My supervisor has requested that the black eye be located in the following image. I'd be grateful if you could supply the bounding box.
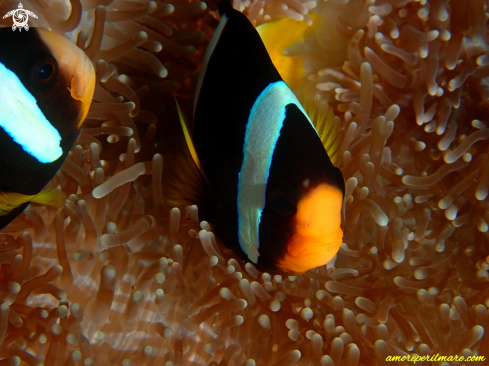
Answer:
[31,57,57,85]
[268,186,297,217]
[273,197,294,212]
[38,63,54,80]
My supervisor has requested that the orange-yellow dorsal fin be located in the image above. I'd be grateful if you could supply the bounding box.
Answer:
[300,90,342,166]
[0,189,66,216]
[257,14,320,90]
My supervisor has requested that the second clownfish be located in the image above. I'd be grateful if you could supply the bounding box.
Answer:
[0,28,95,230]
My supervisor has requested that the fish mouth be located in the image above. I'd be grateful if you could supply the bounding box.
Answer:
[275,229,343,274]
[274,183,343,274]
[70,56,96,128]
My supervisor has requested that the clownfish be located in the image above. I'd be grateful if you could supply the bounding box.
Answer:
[170,2,345,274]
[0,28,95,230]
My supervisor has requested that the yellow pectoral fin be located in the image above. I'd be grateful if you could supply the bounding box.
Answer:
[0,192,32,216]
[175,98,205,175]
[257,14,320,90]
[30,189,67,208]
[301,90,342,166]
[162,99,210,207]
[0,189,65,216]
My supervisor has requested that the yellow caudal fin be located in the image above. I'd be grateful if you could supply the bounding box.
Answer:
[162,100,210,207]
[257,14,320,90]
[301,90,342,166]
[0,189,66,216]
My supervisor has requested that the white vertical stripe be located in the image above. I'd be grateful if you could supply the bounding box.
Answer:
[0,61,62,163]
[237,81,314,263]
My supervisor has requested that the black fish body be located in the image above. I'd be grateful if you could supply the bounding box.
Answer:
[186,3,345,274]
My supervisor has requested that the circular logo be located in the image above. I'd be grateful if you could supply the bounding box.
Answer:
[12,8,29,28]
[2,3,38,32]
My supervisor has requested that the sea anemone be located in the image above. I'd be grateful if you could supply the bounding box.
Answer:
[0,0,488,365]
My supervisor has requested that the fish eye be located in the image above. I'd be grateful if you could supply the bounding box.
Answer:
[31,57,57,85]
[273,197,295,213]
[268,187,297,217]
[38,63,54,80]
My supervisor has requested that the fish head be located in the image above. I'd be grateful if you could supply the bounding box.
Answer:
[259,177,344,275]
[256,103,345,275]
[0,27,95,148]
[282,182,343,274]
[36,28,95,132]
[0,27,95,196]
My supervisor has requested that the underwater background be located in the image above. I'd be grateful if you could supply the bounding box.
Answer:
[0,0,488,364]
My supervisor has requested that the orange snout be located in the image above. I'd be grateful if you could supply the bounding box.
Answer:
[276,183,343,274]
[37,29,96,129]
